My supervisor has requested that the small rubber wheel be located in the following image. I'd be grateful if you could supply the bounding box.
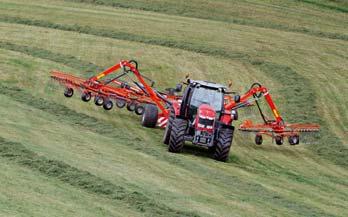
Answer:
[64,88,74,98]
[103,100,113,110]
[81,92,92,102]
[275,136,283,145]
[135,104,145,115]
[94,96,104,106]
[255,135,263,145]
[141,104,158,128]
[127,102,136,112]
[288,135,300,145]
[116,99,126,108]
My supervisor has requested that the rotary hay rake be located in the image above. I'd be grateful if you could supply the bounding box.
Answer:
[51,60,320,158]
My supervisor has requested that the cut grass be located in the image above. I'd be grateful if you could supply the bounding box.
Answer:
[0,136,199,217]
[0,35,346,167]
[61,0,348,40]
[0,1,347,216]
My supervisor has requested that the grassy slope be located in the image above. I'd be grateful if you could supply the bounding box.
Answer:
[0,0,347,216]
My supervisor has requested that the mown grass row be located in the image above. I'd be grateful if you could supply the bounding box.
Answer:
[296,0,348,13]
[0,136,199,217]
[1,22,346,168]
[63,0,348,41]
[0,82,337,217]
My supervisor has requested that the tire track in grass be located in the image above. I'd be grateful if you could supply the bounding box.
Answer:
[0,52,339,217]
[0,137,200,217]
[62,0,348,41]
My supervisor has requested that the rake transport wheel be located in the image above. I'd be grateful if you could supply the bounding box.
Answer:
[81,92,92,102]
[94,95,104,106]
[141,104,158,128]
[64,87,74,98]
[288,135,300,145]
[275,136,284,145]
[213,127,234,162]
[127,102,136,112]
[168,118,187,153]
[135,104,145,115]
[163,107,175,145]
[255,134,263,145]
[103,100,113,110]
[116,99,126,108]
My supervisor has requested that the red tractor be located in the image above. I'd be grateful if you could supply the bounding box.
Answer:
[162,80,239,161]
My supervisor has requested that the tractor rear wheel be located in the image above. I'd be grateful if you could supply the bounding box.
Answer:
[94,95,104,106]
[141,104,158,128]
[163,107,175,145]
[168,118,187,153]
[103,100,113,110]
[64,88,74,97]
[214,127,234,162]
[81,92,92,102]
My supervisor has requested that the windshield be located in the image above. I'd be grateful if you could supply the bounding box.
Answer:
[190,87,223,112]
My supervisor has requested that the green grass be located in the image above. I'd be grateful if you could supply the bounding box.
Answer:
[0,0,347,216]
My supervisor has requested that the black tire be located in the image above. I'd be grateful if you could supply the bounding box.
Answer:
[275,136,283,145]
[94,95,104,106]
[64,88,74,98]
[288,135,300,145]
[116,99,126,108]
[214,127,234,162]
[141,104,158,128]
[127,102,136,112]
[135,104,145,115]
[168,118,187,153]
[163,107,175,145]
[255,135,263,145]
[81,92,92,102]
[103,100,113,110]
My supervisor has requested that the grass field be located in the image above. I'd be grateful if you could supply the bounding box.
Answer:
[0,0,347,216]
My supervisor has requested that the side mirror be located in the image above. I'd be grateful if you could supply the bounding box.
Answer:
[234,95,241,103]
[175,83,183,92]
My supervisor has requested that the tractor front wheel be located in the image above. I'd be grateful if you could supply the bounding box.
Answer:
[214,127,234,162]
[168,118,187,153]
[141,104,158,128]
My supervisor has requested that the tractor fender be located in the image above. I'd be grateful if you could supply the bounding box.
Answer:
[216,121,235,130]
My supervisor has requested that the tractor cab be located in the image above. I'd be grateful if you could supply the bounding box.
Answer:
[180,80,226,121]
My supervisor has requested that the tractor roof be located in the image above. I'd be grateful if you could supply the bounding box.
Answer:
[189,80,227,90]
